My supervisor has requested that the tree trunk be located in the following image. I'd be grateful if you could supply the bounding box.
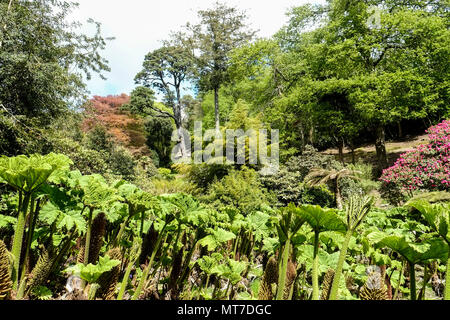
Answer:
[214,86,220,134]
[375,125,388,175]
[172,98,189,161]
[175,121,189,161]
[397,121,403,139]
[350,145,356,165]
[309,125,314,145]
[0,0,14,49]
[299,122,305,153]
[338,139,345,165]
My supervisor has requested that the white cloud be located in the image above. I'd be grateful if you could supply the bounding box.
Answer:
[70,0,321,97]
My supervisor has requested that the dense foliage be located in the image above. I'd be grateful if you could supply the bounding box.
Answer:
[0,0,449,302]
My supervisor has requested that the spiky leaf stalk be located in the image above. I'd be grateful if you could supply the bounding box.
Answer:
[312,231,320,300]
[117,239,141,300]
[83,208,94,265]
[329,196,373,300]
[88,283,100,300]
[275,240,290,300]
[329,229,352,300]
[410,263,417,301]
[117,260,133,300]
[11,193,30,289]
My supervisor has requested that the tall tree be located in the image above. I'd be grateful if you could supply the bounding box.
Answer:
[186,1,256,132]
[274,0,449,174]
[0,0,111,119]
[135,42,194,160]
[0,0,112,155]
[123,86,174,166]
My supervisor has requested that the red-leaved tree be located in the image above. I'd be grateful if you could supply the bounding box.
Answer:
[82,94,150,156]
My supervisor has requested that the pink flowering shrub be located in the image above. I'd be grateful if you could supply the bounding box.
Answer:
[380,119,450,204]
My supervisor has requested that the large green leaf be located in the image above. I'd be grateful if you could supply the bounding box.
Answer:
[117,183,157,215]
[230,214,247,234]
[211,258,247,285]
[40,202,86,235]
[246,210,271,242]
[160,193,212,227]
[72,174,123,210]
[199,227,236,251]
[39,187,86,234]
[297,244,350,275]
[0,214,17,229]
[0,153,72,193]
[64,255,121,284]
[197,253,223,275]
[407,200,450,242]
[367,231,448,263]
[299,204,347,233]
[274,203,306,242]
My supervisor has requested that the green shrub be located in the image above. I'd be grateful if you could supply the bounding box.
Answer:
[261,146,338,206]
[50,137,109,175]
[84,125,114,153]
[157,168,175,180]
[285,145,336,181]
[108,146,136,179]
[173,163,231,190]
[148,178,199,195]
[301,184,335,208]
[203,167,276,215]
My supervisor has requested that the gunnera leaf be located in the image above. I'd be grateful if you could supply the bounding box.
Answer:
[0,240,12,300]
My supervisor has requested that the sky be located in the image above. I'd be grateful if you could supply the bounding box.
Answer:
[70,0,321,98]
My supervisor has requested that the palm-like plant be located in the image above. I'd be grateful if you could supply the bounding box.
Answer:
[305,167,361,209]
